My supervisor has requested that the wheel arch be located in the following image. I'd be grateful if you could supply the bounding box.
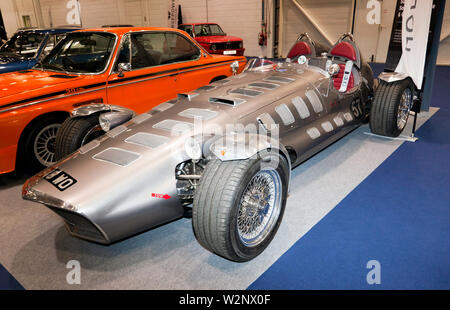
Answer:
[209,75,228,84]
[208,134,292,190]
[378,72,413,85]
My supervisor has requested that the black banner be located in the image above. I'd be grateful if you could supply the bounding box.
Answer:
[384,0,405,72]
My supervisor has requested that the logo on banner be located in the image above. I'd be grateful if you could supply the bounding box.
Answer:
[66,0,81,25]
[366,0,381,25]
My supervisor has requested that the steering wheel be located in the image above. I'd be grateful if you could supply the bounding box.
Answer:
[62,57,76,71]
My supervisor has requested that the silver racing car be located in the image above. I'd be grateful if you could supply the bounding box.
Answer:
[22,34,414,262]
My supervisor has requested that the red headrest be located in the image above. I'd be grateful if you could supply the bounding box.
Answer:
[330,42,357,61]
[287,41,312,58]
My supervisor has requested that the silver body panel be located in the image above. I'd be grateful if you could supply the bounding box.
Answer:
[23,57,373,244]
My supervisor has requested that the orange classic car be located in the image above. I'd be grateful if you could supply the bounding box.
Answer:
[0,27,246,174]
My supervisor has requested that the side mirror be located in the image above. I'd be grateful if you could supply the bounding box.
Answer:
[230,60,239,75]
[117,62,131,77]
[328,63,340,76]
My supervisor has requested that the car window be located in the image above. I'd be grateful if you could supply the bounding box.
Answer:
[115,34,131,69]
[129,32,200,70]
[179,25,194,37]
[165,33,200,63]
[194,24,225,37]
[41,34,64,58]
[0,32,45,58]
[130,32,165,69]
[41,32,115,73]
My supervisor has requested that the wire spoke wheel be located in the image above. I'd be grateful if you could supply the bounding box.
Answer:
[33,123,61,167]
[237,169,282,247]
[192,150,288,262]
[397,88,413,131]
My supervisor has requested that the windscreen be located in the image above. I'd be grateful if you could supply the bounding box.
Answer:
[194,24,225,37]
[37,32,116,74]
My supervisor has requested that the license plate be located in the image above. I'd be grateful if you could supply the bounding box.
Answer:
[224,50,236,55]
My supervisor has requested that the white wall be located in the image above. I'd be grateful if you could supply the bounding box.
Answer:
[2,0,448,63]
[437,2,450,65]
[0,0,20,37]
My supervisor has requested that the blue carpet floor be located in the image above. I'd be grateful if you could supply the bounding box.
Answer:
[0,264,24,290]
[248,65,450,290]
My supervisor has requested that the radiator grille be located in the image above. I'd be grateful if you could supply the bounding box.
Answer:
[48,206,107,243]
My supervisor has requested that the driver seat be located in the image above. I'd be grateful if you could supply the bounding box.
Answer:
[287,41,313,59]
[329,41,357,92]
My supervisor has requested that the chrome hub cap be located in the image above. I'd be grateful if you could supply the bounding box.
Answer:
[34,124,61,167]
[397,88,413,131]
[237,169,282,247]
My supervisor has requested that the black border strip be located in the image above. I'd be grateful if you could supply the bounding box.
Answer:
[0,59,244,111]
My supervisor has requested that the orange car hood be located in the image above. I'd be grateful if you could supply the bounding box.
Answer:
[0,70,87,104]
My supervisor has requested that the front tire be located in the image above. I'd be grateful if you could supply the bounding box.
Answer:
[369,78,414,137]
[192,151,289,262]
[54,115,104,161]
[22,115,64,172]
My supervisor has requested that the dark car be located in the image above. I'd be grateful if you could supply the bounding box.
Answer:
[0,27,80,74]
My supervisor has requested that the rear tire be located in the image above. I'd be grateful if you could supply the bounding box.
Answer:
[192,150,289,262]
[369,78,414,137]
[54,115,104,161]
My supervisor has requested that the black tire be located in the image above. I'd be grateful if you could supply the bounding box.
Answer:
[369,78,414,137]
[54,114,103,161]
[22,115,65,172]
[192,150,289,262]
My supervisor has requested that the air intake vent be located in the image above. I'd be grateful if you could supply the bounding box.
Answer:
[264,76,295,83]
[125,133,169,149]
[178,108,218,120]
[153,119,194,133]
[230,88,263,97]
[93,148,140,166]
[153,101,174,112]
[212,79,231,85]
[248,82,279,89]
[209,97,245,106]
[197,85,217,92]
[48,206,107,243]
[178,92,199,101]
[305,90,323,113]
[275,104,295,125]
